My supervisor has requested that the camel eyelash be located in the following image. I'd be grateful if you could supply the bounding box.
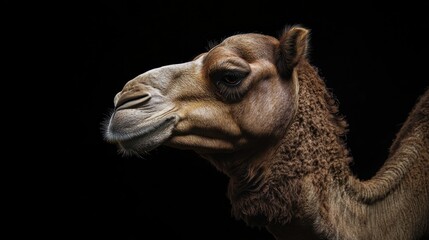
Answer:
[216,82,244,101]
[210,70,248,101]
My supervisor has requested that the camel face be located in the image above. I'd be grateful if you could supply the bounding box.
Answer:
[103,26,429,239]
[105,30,307,162]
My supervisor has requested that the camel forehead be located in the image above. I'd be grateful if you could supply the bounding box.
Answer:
[222,33,278,46]
[213,33,279,60]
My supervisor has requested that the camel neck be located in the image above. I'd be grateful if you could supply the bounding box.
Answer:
[264,60,353,220]
[227,61,352,227]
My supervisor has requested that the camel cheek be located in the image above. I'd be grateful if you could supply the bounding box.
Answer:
[235,79,292,138]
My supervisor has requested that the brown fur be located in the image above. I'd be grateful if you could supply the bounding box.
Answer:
[104,26,429,239]
[228,61,352,227]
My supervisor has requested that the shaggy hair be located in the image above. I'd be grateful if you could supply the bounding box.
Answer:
[226,59,429,239]
[228,60,352,226]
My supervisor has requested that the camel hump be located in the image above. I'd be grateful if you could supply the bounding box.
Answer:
[389,87,429,155]
[414,87,428,118]
[348,87,429,203]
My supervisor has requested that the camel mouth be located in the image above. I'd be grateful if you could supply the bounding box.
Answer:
[104,110,178,153]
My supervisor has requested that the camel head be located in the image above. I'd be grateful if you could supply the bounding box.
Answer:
[104,26,309,174]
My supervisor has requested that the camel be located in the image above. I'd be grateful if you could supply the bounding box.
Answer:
[103,26,429,239]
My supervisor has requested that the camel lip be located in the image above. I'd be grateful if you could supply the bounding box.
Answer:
[104,115,177,143]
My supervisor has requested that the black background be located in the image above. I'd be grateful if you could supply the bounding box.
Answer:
[18,1,429,239]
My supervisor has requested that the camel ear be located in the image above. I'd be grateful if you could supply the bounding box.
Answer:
[276,26,310,78]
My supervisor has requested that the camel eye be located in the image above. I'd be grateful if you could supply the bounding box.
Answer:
[223,73,244,86]
[212,70,247,87]
[209,69,249,101]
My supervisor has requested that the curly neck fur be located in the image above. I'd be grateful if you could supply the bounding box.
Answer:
[227,60,352,226]
[226,60,429,239]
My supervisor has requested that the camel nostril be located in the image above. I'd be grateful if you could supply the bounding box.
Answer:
[115,93,151,110]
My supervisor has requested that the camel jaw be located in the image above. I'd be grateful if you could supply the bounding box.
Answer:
[104,109,178,155]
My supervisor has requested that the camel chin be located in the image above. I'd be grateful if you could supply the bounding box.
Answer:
[105,109,178,155]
